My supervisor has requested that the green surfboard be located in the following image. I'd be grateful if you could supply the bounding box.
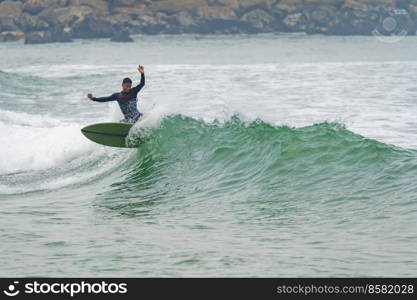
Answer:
[81,122,138,148]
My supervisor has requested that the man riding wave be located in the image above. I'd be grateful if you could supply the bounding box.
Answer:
[87,65,145,123]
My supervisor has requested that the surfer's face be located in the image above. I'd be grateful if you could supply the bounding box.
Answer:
[122,82,132,93]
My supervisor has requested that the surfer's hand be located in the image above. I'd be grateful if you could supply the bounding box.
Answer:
[138,65,144,73]
[87,93,93,100]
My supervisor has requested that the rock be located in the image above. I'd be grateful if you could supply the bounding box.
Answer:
[108,13,134,27]
[239,0,272,11]
[23,0,67,15]
[275,0,304,13]
[112,6,146,18]
[306,5,337,26]
[302,5,340,34]
[153,0,208,14]
[25,25,73,44]
[215,0,239,10]
[342,0,370,11]
[0,0,23,18]
[196,6,237,21]
[349,19,378,35]
[56,25,73,42]
[304,0,343,4]
[110,30,134,42]
[0,1,23,32]
[25,30,53,44]
[134,12,170,34]
[38,6,93,26]
[240,8,276,31]
[176,11,195,26]
[17,13,50,32]
[0,0,416,40]
[342,0,395,12]
[0,16,19,32]
[195,6,240,33]
[0,31,24,42]
[72,15,115,38]
[283,12,308,31]
[68,0,109,16]
[111,0,137,7]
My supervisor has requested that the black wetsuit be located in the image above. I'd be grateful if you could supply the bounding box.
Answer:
[92,73,145,123]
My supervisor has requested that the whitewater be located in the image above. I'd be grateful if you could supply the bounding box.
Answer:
[1,35,417,276]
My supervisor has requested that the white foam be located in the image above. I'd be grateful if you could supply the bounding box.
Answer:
[0,105,139,195]
[0,107,115,174]
[109,103,124,122]
[0,109,61,127]
[0,121,96,174]
[128,103,174,140]
[0,149,132,195]
[6,64,128,78]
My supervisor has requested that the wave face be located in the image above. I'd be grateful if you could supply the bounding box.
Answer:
[104,115,417,206]
[2,36,417,277]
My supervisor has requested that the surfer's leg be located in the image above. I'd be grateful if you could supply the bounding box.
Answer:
[120,113,142,123]
[133,112,142,122]
[128,113,142,123]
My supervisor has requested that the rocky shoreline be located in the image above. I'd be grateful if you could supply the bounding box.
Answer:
[0,0,416,44]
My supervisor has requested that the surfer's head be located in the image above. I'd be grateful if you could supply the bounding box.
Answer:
[122,77,132,93]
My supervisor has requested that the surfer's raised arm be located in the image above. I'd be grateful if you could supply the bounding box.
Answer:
[133,65,145,93]
[86,93,117,102]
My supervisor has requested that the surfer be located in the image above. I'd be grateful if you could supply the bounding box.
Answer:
[87,65,145,123]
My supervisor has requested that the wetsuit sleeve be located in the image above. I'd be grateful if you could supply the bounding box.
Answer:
[92,93,117,102]
[133,73,145,93]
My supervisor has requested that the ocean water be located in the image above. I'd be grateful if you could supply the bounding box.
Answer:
[1,35,417,277]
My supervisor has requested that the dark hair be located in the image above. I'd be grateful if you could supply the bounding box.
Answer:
[122,77,132,84]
